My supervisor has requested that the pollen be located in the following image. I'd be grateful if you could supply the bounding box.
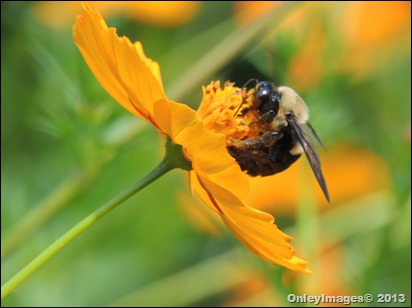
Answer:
[198,81,262,147]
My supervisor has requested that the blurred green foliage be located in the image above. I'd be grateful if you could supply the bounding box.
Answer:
[1,1,410,306]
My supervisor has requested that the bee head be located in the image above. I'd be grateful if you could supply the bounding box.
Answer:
[253,81,280,117]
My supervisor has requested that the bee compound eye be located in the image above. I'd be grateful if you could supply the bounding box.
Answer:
[255,84,271,102]
[270,93,280,115]
[256,81,270,89]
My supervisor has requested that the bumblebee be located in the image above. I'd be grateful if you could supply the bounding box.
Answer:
[227,81,330,203]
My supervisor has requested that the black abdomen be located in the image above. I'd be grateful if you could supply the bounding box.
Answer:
[227,131,301,176]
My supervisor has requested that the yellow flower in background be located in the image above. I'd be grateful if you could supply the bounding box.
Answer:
[233,1,281,26]
[245,145,390,214]
[233,2,410,88]
[73,5,310,273]
[35,1,200,29]
[338,1,410,77]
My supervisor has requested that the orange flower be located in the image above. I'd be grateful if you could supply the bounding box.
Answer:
[233,1,281,26]
[337,1,410,77]
[73,5,310,273]
[244,145,390,214]
[34,1,200,29]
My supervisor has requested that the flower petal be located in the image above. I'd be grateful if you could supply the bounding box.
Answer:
[191,173,310,273]
[153,100,199,140]
[73,5,166,123]
[154,100,250,199]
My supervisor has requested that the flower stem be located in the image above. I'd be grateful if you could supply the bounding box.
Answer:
[1,138,191,299]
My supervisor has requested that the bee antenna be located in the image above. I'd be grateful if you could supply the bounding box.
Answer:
[234,101,245,116]
[242,78,258,89]
[234,79,259,116]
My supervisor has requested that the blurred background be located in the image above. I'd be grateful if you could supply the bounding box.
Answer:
[1,1,410,306]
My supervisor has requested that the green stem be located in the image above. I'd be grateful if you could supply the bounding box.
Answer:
[2,122,147,259]
[1,139,191,299]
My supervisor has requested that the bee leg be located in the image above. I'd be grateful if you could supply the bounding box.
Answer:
[257,110,277,124]
[230,131,281,151]
[227,132,283,176]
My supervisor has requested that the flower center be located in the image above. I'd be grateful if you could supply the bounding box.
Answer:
[197,81,263,146]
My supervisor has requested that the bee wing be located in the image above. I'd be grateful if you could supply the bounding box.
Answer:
[306,122,326,150]
[287,117,330,203]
